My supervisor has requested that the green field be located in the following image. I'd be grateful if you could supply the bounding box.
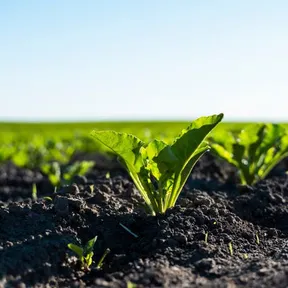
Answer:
[0,121,264,139]
[1,120,287,170]
[0,120,255,150]
[1,120,288,144]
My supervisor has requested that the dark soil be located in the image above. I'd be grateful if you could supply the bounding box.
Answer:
[1,153,288,287]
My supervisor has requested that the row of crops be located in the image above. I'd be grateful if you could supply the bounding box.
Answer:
[1,114,288,210]
[0,119,244,170]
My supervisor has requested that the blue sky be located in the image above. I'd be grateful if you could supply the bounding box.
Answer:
[0,0,287,121]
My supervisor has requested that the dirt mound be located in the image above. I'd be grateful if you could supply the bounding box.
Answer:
[1,154,288,287]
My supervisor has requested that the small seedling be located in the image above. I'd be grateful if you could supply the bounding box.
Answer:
[32,183,37,201]
[41,160,94,187]
[67,236,98,271]
[210,123,288,185]
[68,236,110,271]
[63,161,95,183]
[127,281,137,288]
[105,171,110,179]
[91,114,223,215]
[242,253,248,259]
[204,232,208,243]
[228,242,233,256]
[41,161,62,187]
[96,248,111,269]
[89,184,94,193]
[255,233,260,245]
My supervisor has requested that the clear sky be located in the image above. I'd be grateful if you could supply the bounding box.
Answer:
[0,0,287,122]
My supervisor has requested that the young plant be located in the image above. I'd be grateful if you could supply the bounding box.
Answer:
[228,242,233,256]
[67,236,109,271]
[41,160,94,187]
[127,281,137,288]
[91,113,223,215]
[210,123,288,185]
[255,232,260,245]
[105,171,111,179]
[204,231,208,243]
[41,161,62,187]
[62,160,95,183]
[96,248,111,269]
[32,183,38,201]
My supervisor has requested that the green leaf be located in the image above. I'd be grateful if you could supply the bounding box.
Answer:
[156,114,224,208]
[90,131,144,172]
[67,243,83,259]
[91,131,156,214]
[84,236,98,256]
[41,161,61,186]
[144,139,167,180]
[166,143,209,208]
[211,143,235,165]
[63,161,95,182]
[32,183,37,201]
[85,252,94,267]
[12,150,29,167]
[127,281,138,288]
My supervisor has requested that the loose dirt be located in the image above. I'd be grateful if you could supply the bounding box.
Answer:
[1,153,288,287]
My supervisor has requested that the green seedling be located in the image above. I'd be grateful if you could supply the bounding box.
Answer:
[67,236,110,271]
[210,123,288,185]
[89,184,94,193]
[96,248,110,269]
[41,161,62,187]
[127,281,137,288]
[12,149,29,168]
[255,233,260,245]
[105,171,110,179]
[41,160,94,187]
[67,236,97,271]
[204,231,208,243]
[91,114,223,215]
[242,253,248,259]
[63,161,95,183]
[228,242,233,256]
[32,183,37,201]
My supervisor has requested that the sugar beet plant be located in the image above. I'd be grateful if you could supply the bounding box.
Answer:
[91,113,223,215]
[210,123,288,185]
[41,160,94,187]
[68,236,110,271]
